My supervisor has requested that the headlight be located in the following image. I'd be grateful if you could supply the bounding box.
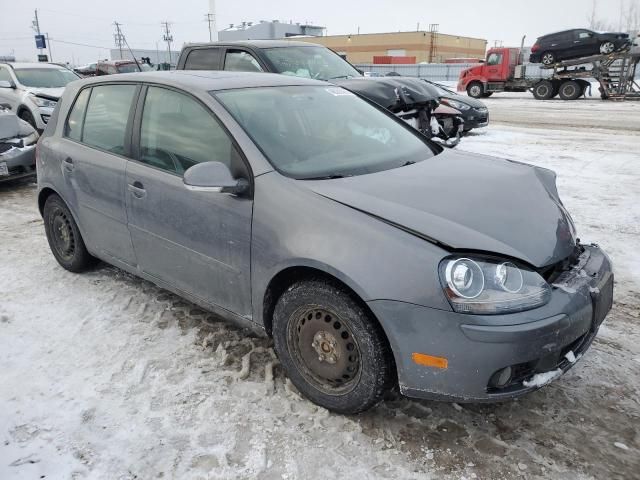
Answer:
[30,94,58,108]
[442,99,471,111]
[22,131,39,146]
[439,256,551,314]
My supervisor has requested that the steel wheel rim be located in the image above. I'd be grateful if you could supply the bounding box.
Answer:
[286,306,362,396]
[563,85,577,97]
[50,207,75,261]
[538,85,550,97]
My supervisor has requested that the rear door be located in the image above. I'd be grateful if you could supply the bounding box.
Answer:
[573,30,599,57]
[223,49,265,72]
[60,83,139,266]
[125,85,253,316]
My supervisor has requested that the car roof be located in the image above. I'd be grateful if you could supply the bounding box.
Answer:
[183,40,322,49]
[98,60,138,65]
[538,28,591,39]
[0,62,70,69]
[72,70,327,91]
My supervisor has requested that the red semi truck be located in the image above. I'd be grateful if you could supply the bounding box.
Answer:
[457,45,640,101]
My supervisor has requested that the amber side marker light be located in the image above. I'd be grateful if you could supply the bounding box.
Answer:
[412,353,448,369]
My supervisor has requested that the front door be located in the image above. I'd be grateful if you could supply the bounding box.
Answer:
[485,52,504,81]
[60,83,138,266]
[125,85,253,316]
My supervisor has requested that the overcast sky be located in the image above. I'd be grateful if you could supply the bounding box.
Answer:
[0,0,631,65]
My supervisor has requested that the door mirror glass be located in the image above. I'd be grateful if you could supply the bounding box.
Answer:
[183,161,248,194]
[0,80,14,89]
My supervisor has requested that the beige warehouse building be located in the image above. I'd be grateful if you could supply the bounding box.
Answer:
[295,31,487,63]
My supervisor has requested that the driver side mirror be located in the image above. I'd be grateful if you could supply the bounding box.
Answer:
[183,161,249,195]
[0,80,15,89]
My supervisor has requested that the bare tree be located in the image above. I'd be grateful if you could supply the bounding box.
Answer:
[587,0,613,30]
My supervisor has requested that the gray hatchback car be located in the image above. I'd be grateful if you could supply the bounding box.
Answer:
[37,71,613,413]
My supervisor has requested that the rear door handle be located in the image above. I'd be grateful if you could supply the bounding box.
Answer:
[62,157,74,172]
[128,181,146,199]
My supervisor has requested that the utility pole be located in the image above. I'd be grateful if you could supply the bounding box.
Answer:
[32,9,43,57]
[113,21,125,60]
[204,13,215,42]
[161,21,173,65]
[46,33,53,62]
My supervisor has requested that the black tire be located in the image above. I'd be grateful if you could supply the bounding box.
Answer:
[558,80,582,100]
[481,92,493,98]
[532,80,556,100]
[466,82,484,98]
[43,194,97,272]
[272,279,394,414]
[19,109,37,130]
[541,51,556,66]
[600,41,616,55]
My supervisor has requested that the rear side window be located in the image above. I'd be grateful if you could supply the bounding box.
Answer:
[83,84,136,154]
[184,48,222,70]
[65,88,90,141]
[0,66,11,82]
[139,86,243,176]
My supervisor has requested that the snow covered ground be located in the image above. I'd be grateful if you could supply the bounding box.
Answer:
[1,98,639,479]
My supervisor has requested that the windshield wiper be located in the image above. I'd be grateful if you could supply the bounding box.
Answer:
[327,75,353,80]
[301,174,349,180]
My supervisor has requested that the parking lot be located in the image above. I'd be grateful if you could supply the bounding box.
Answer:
[1,96,639,479]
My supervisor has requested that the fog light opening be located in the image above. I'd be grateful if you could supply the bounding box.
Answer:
[489,366,513,388]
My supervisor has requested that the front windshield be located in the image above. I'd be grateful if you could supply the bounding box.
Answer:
[215,86,436,179]
[14,68,79,88]
[262,46,361,81]
[117,63,152,73]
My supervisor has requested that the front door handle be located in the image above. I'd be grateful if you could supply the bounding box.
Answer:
[128,181,146,198]
[62,157,74,172]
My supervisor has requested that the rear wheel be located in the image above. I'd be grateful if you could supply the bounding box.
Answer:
[532,80,556,100]
[558,80,582,100]
[600,41,616,54]
[466,82,484,98]
[541,51,556,66]
[43,194,97,272]
[272,279,394,414]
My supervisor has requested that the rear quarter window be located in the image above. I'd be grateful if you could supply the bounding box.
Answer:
[184,48,222,70]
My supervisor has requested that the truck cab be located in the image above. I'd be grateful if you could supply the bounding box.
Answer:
[457,47,525,98]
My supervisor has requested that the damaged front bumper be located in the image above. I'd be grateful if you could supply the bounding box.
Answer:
[0,144,37,182]
[368,244,613,402]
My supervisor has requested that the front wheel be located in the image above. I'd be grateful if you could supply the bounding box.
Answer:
[272,280,394,414]
[466,82,484,98]
[600,41,616,54]
[43,194,97,272]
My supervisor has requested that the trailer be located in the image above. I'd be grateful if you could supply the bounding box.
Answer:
[457,45,640,101]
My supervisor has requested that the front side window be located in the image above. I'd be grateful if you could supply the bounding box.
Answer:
[262,46,361,81]
[13,68,78,87]
[185,48,222,70]
[487,53,502,66]
[215,86,436,179]
[223,50,263,72]
[82,84,136,154]
[139,86,241,175]
[64,88,90,141]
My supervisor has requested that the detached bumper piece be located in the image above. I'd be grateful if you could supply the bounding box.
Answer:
[0,144,36,182]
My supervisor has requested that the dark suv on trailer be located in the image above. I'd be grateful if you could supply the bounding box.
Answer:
[530,28,630,65]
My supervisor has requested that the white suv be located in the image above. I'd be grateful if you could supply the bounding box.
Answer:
[0,63,79,131]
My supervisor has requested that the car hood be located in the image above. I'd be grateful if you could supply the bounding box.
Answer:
[304,149,576,268]
[442,92,487,109]
[333,77,439,112]
[24,86,64,101]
